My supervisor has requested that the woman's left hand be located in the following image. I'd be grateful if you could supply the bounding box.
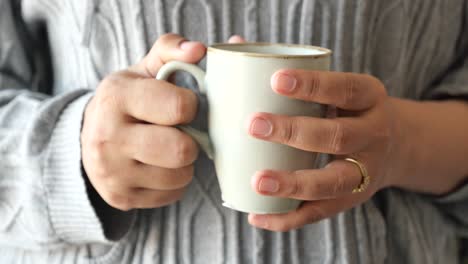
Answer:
[247,69,404,231]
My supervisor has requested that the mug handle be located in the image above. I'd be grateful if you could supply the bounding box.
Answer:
[156,61,214,159]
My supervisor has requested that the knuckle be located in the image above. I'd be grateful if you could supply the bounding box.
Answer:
[87,125,114,147]
[307,179,322,199]
[164,166,194,189]
[96,75,124,110]
[172,91,196,124]
[305,205,327,223]
[85,125,114,157]
[288,172,304,197]
[343,74,358,107]
[281,118,299,145]
[173,136,198,166]
[174,166,195,188]
[102,190,133,211]
[83,142,125,185]
[365,74,386,94]
[156,33,180,46]
[329,122,350,154]
[157,189,185,207]
[82,128,123,180]
[291,172,323,200]
[99,74,124,93]
[85,141,109,174]
[363,74,388,103]
[88,118,121,147]
[172,189,185,202]
[331,168,347,196]
[304,71,321,100]
[84,95,124,147]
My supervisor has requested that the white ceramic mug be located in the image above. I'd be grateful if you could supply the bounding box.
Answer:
[156,43,331,214]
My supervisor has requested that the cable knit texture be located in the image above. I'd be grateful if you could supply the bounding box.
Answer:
[0,0,468,263]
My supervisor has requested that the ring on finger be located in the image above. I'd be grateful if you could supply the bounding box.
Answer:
[344,157,370,193]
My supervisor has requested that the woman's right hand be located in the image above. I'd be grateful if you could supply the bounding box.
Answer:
[81,34,206,211]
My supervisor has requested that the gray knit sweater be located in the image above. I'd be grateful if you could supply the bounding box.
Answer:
[1,0,468,263]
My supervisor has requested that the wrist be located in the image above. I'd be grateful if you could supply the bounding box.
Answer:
[382,98,468,195]
[382,97,416,189]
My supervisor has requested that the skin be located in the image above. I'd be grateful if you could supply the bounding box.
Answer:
[82,34,243,211]
[82,34,204,210]
[247,69,468,232]
[82,34,468,232]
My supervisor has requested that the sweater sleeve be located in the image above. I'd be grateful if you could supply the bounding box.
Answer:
[0,0,135,250]
[421,2,468,236]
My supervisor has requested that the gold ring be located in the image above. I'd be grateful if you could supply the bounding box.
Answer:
[345,158,370,193]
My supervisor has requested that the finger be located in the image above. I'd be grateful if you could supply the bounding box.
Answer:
[122,123,199,169]
[131,187,186,209]
[103,71,198,125]
[271,70,385,111]
[129,163,194,190]
[251,160,364,200]
[101,187,186,211]
[248,194,363,232]
[131,33,206,77]
[228,35,246,43]
[132,188,186,209]
[247,112,374,154]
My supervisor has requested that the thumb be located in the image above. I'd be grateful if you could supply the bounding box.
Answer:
[228,35,246,43]
[131,33,206,77]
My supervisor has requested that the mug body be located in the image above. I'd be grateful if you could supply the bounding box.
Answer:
[205,43,331,213]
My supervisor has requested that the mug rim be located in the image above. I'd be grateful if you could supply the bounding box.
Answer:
[208,42,332,59]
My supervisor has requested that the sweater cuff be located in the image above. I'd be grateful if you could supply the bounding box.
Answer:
[44,93,135,244]
[431,180,468,234]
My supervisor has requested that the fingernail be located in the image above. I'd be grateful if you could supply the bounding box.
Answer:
[250,118,273,137]
[259,177,279,193]
[272,72,297,93]
[180,41,196,50]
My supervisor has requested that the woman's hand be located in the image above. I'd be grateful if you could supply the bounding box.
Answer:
[81,34,245,211]
[81,34,206,211]
[247,70,404,231]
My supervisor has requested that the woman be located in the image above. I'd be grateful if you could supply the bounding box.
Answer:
[0,0,467,263]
